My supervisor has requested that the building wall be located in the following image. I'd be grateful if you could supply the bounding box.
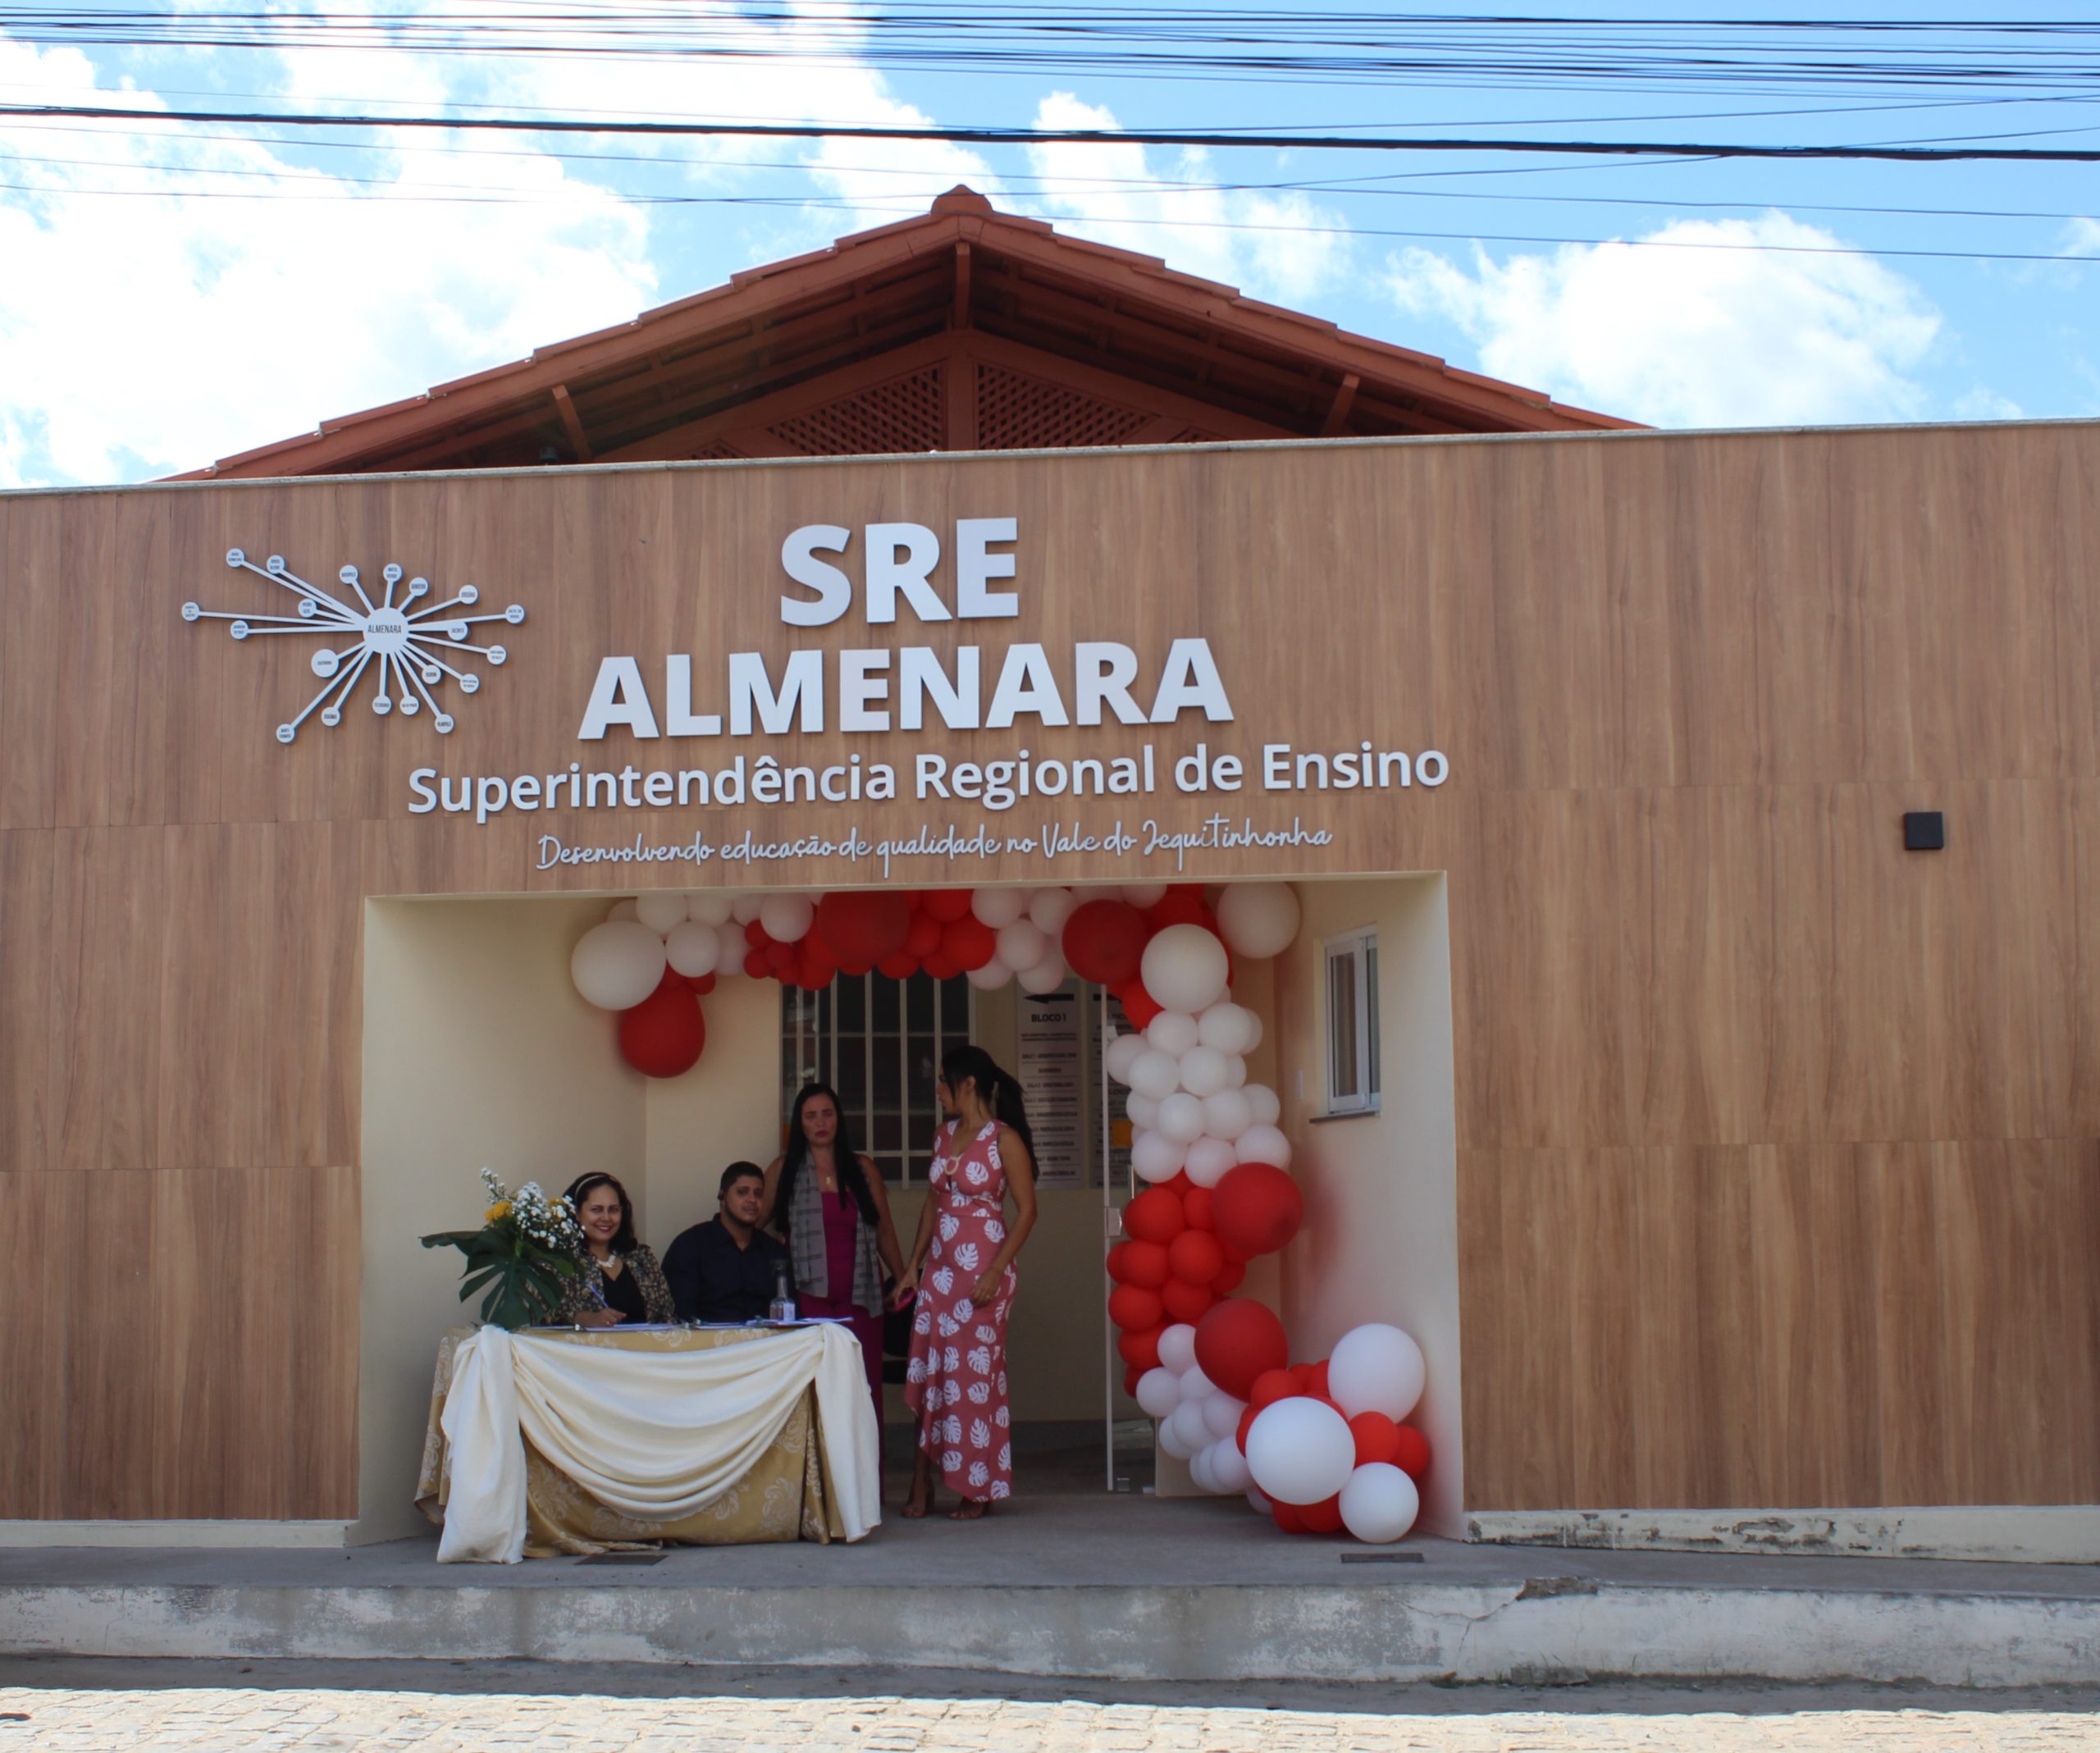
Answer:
[2,422,2097,1520]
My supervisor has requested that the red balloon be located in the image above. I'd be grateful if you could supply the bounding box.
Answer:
[1236,1404,1259,1454]
[1212,1162,1304,1258]
[1116,1239,1171,1289]
[1212,1259,1246,1294]
[1122,1188,1187,1244]
[1061,898,1150,985]
[1304,1358,1331,1399]
[905,911,944,957]
[877,952,919,979]
[1105,1241,1137,1285]
[1299,1493,1344,1535]
[1194,1297,1290,1399]
[815,891,913,966]
[683,971,717,995]
[1249,1368,1299,1411]
[838,960,874,979]
[618,975,706,1078]
[1392,1426,1431,1480]
[1163,1171,1196,1201]
[765,939,797,975]
[1161,1279,1214,1324]
[745,919,772,948]
[922,952,961,980]
[1270,1500,1307,1535]
[1116,1325,1162,1371]
[742,947,769,979]
[920,888,975,922]
[1122,1363,1143,1399]
[1115,979,1163,1029]
[1145,888,1215,932]
[1167,1228,1226,1285]
[942,914,998,970]
[1182,1188,1215,1231]
[1107,1284,1164,1331]
[1350,1411,1401,1468]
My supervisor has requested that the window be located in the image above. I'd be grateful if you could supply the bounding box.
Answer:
[1325,929,1381,1114]
[780,972,974,1183]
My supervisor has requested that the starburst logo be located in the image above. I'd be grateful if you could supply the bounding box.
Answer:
[183,549,526,744]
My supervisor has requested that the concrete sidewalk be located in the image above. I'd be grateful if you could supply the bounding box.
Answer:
[5,1495,2099,1687]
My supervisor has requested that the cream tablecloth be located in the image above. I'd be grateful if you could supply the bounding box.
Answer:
[417,1323,881,1563]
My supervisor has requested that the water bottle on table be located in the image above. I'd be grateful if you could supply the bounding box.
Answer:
[767,1264,797,1324]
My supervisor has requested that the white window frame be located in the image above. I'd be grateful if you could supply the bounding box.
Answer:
[1323,928,1381,1116]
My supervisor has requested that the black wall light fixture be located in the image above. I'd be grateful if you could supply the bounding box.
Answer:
[1903,811,1946,851]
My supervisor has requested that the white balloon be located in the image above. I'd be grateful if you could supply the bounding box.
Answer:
[731,895,765,924]
[1340,1463,1420,1545]
[1201,1088,1253,1142]
[1156,1092,1206,1144]
[966,960,1011,991]
[1121,883,1167,908]
[1245,1083,1282,1126]
[1247,1487,1271,1514]
[996,920,1048,971]
[1125,1093,1161,1131]
[1028,887,1078,934]
[1131,1130,1186,1181]
[1146,1011,1200,1057]
[1211,1440,1253,1495]
[1134,1367,1182,1420]
[1245,1399,1357,1506]
[1216,882,1303,959]
[1328,1324,1427,1422]
[1018,951,1067,995]
[1105,1031,1149,1085]
[1226,1053,1249,1088]
[635,890,688,934]
[684,890,733,926]
[1142,924,1230,1014]
[1184,1136,1239,1187]
[1157,1417,1198,1461]
[570,920,668,1011]
[1198,1002,1262,1056]
[1167,1399,1212,1455]
[1203,1392,1247,1441]
[664,920,721,979]
[1177,1044,1231,1098]
[606,898,639,923]
[1235,1123,1292,1168]
[1157,1323,1198,1375]
[1189,1444,1217,1494]
[971,887,1030,929]
[1178,1363,1214,1402]
[1129,1048,1182,1102]
[715,922,749,972]
[759,892,814,943]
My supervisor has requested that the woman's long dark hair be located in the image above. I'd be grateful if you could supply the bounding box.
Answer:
[561,1171,638,1253]
[775,1081,879,1233]
[940,1043,1035,1163]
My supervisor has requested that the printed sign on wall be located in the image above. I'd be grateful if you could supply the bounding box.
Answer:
[1017,988,1085,1188]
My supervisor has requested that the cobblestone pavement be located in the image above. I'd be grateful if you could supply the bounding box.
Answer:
[3,1677,2099,1752]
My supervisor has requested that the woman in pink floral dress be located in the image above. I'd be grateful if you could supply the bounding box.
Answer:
[894,1043,1039,1520]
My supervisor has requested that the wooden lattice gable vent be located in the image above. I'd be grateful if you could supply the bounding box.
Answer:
[974,362,1152,450]
[769,364,946,457]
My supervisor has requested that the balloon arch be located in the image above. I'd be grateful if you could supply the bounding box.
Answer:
[568,879,1431,1544]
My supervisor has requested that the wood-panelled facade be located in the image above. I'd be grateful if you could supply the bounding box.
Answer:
[2,420,2096,1520]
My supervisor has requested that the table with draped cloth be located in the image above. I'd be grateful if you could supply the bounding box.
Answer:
[416,1322,882,1563]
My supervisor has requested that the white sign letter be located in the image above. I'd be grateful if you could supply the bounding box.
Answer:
[729,650,825,735]
[955,517,1019,619]
[578,656,661,740]
[1074,641,1146,726]
[838,649,892,733]
[899,646,980,731]
[780,525,852,628]
[664,655,723,737]
[865,523,950,625]
[1148,637,1234,724]
[986,642,1071,728]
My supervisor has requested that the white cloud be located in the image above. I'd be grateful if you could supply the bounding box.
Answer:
[1952,386,2024,422]
[1388,212,1942,428]
[2061,217,2100,260]
[1022,94,1349,307]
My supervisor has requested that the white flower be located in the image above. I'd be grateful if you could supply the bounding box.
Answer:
[967,1381,991,1404]
[969,1461,990,1489]
[970,1417,993,1449]
[938,1213,961,1241]
[988,1480,1011,1500]
[932,1267,955,1295]
[994,1405,1010,1428]
[984,1218,1006,1244]
[966,1345,992,1375]
[954,1242,981,1271]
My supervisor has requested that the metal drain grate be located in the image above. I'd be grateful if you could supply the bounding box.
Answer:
[578,1552,666,1566]
[1340,1551,1424,1564]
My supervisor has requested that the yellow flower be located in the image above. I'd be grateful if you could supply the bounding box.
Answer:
[485,1201,513,1222]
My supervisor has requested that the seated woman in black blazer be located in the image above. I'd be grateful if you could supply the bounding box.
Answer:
[555,1171,673,1326]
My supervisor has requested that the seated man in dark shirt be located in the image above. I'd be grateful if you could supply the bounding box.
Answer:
[664,1162,793,1323]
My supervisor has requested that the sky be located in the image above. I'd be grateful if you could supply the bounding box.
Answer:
[0,2,2095,488]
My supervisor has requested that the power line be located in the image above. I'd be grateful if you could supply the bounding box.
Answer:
[11,102,2100,160]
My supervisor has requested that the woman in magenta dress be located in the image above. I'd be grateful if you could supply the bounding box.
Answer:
[892,1044,1039,1520]
[763,1084,905,1417]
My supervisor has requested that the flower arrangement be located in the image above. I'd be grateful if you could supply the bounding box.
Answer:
[420,1170,586,1329]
